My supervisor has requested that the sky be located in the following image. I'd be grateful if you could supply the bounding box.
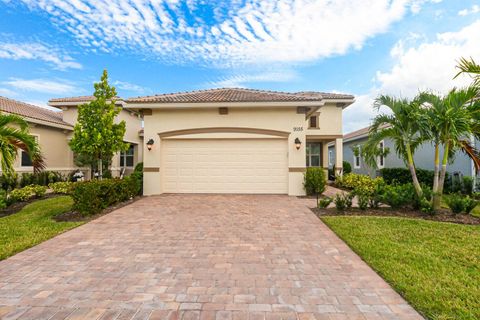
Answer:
[0,0,479,133]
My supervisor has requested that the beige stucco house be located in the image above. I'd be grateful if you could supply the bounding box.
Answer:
[127,88,354,196]
[0,96,143,178]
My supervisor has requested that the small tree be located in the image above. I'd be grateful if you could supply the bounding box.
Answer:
[69,70,128,179]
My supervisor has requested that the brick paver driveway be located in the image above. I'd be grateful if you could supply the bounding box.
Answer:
[0,195,422,320]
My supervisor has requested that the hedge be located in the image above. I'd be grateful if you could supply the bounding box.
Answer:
[71,176,141,216]
[379,167,452,192]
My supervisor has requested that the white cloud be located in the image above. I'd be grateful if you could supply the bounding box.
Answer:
[25,100,63,112]
[3,78,77,94]
[208,70,299,88]
[458,4,480,16]
[0,87,16,96]
[0,42,82,70]
[113,81,149,94]
[343,19,480,133]
[9,0,440,66]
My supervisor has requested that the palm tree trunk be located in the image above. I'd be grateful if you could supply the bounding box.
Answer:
[406,143,423,198]
[437,143,449,199]
[432,143,441,210]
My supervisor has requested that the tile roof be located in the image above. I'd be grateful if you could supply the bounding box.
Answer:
[49,95,122,103]
[0,96,72,128]
[127,88,354,104]
[344,126,371,140]
[294,91,355,100]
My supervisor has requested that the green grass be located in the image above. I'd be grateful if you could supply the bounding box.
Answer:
[322,216,480,320]
[0,196,83,260]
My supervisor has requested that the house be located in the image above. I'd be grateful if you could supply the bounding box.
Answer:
[0,95,143,178]
[126,88,354,196]
[329,125,479,180]
[48,96,144,177]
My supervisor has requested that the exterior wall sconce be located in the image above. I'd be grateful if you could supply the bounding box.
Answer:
[146,139,154,151]
[294,138,302,150]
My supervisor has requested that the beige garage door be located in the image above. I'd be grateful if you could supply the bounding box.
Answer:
[161,139,288,194]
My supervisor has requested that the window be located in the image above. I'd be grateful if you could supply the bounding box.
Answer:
[306,142,321,167]
[354,145,361,169]
[328,150,333,166]
[120,144,135,167]
[309,115,318,128]
[378,140,385,168]
[21,135,38,167]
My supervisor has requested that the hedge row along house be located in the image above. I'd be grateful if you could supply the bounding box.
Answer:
[1,88,355,195]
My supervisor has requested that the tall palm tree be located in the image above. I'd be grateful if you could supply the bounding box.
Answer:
[365,95,426,198]
[0,113,45,175]
[455,57,480,88]
[420,87,480,209]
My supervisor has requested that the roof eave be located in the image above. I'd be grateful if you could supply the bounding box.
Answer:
[126,100,325,109]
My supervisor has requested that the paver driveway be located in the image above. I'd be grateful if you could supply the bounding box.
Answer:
[0,195,422,320]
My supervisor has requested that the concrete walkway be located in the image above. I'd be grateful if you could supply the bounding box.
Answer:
[0,194,421,319]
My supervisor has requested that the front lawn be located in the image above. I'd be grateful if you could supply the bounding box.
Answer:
[0,196,83,260]
[322,216,480,320]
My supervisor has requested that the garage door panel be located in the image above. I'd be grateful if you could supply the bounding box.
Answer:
[161,139,288,194]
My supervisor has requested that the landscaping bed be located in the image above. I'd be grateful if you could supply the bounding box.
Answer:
[0,193,61,218]
[312,207,480,225]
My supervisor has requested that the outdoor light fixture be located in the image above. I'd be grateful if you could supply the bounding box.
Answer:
[146,139,154,151]
[294,138,302,150]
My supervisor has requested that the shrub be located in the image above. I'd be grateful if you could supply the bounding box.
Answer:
[334,194,347,212]
[303,168,326,196]
[337,173,384,194]
[379,184,414,209]
[445,194,465,214]
[462,176,473,195]
[0,172,18,191]
[71,178,139,216]
[463,196,478,214]
[20,171,65,187]
[130,162,144,196]
[8,185,47,203]
[380,168,452,192]
[419,198,435,215]
[49,181,74,194]
[343,161,352,174]
[357,193,369,210]
[472,192,480,200]
[318,197,332,208]
[344,193,354,209]
[0,189,7,209]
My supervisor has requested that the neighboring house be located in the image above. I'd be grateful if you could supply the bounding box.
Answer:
[329,125,479,179]
[126,88,354,196]
[0,95,143,178]
[48,96,144,176]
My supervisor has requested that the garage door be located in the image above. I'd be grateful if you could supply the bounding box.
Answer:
[161,139,288,194]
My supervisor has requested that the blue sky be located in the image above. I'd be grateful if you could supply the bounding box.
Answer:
[0,0,479,132]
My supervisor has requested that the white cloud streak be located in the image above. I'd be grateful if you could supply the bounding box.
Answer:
[114,80,149,94]
[208,70,299,88]
[343,19,480,133]
[3,78,77,94]
[0,42,82,70]
[458,4,480,16]
[9,0,440,66]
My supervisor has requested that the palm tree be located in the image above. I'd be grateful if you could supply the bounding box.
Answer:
[0,113,45,175]
[455,57,480,88]
[365,95,426,198]
[419,87,480,210]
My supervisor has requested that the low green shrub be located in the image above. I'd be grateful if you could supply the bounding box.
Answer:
[8,185,47,203]
[343,161,352,174]
[419,198,435,215]
[71,177,139,216]
[20,171,65,187]
[0,189,7,209]
[463,196,478,214]
[357,193,369,210]
[445,194,465,214]
[379,184,414,209]
[336,173,384,194]
[49,181,74,194]
[462,176,474,195]
[303,167,326,196]
[380,168,453,193]
[0,172,18,191]
[334,194,347,212]
[344,193,354,209]
[318,197,332,208]
[130,162,144,196]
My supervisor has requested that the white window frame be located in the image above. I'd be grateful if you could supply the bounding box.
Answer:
[328,150,333,166]
[21,134,39,167]
[120,144,135,168]
[354,145,361,169]
[306,142,321,167]
[377,140,385,169]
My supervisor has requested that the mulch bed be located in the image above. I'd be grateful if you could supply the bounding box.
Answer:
[312,207,480,225]
[54,196,142,222]
[0,194,61,218]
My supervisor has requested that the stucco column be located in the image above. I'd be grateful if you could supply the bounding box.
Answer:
[335,138,343,176]
[322,141,329,179]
